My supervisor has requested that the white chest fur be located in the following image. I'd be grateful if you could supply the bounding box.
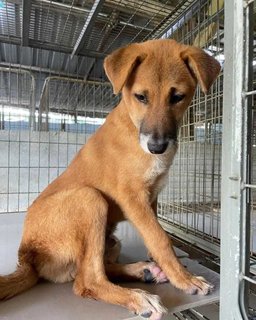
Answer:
[145,144,177,201]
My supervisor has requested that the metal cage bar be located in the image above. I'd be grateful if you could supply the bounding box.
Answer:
[220,0,254,319]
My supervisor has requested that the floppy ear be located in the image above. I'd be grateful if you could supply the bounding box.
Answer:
[181,46,221,94]
[104,43,147,94]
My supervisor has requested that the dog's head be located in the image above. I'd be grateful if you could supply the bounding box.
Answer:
[104,39,221,154]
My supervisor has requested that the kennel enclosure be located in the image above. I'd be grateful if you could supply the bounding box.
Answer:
[0,0,255,319]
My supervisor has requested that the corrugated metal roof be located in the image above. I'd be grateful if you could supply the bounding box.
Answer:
[0,0,193,75]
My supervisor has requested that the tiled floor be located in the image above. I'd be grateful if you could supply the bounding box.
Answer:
[0,213,220,319]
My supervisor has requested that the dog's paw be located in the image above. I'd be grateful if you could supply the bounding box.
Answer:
[143,262,168,284]
[132,289,167,320]
[182,275,214,295]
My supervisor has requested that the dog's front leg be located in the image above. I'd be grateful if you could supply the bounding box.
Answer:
[120,194,213,295]
[147,199,157,261]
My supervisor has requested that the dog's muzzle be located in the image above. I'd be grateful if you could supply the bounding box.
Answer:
[139,134,175,154]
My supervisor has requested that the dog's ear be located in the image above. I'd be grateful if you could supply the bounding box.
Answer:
[181,46,221,94]
[104,44,147,94]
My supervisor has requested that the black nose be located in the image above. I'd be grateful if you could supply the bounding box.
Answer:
[147,141,169,154]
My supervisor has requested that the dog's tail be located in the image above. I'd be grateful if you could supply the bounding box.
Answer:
[0,262,39,300]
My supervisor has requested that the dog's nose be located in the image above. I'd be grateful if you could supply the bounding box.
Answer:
[147,141,169,154]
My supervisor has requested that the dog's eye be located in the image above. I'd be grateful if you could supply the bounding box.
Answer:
[134,93,148,104]
[170,93,185,104]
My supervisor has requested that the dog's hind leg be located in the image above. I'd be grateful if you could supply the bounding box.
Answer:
[73,188,167,319]
[105,261,168,283]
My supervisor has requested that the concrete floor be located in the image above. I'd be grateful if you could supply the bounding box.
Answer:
[0,213,220,320]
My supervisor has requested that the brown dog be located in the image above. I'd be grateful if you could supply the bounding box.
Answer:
[0,39,220,319]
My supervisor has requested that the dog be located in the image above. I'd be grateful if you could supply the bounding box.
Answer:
[0,39,220,319]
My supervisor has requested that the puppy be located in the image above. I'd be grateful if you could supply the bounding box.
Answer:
[0,39,220,319]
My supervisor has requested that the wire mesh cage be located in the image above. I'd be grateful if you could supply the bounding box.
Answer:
[157,0,224,253]
[0,68,35,130]
[0,0,225,253]
[1,1,209,213]
[37,78,116,132]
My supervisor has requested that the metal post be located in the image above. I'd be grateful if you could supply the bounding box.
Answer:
[220,0,253,319]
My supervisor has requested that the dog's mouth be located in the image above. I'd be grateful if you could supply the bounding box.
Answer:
[139,134,176,155]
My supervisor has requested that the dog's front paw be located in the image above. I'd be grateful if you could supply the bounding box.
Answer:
[182,275,214,295]
[132,289,167,320]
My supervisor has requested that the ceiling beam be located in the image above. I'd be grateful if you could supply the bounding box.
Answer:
[71,0,105,58]
[22,0,32,47]
[0,62,109,82]
[0,35,106,59]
